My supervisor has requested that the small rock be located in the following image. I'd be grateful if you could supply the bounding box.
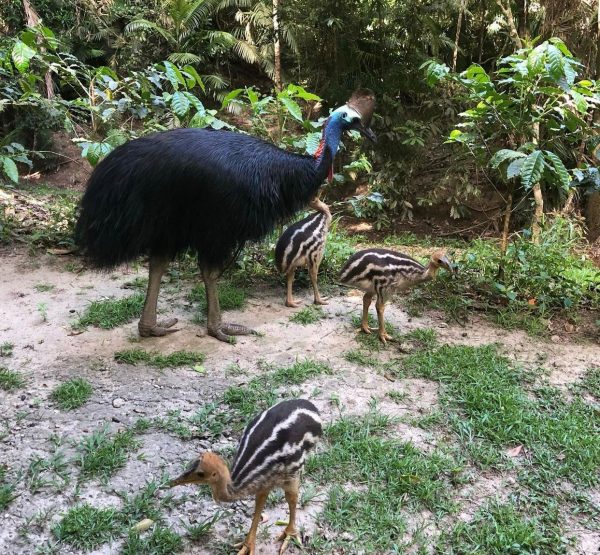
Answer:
[112,398,125,408]
[439,322,448,328]
[550,335,560,343]
[112,416,121,423]
[133,408,145,414]
[461,332,468,337]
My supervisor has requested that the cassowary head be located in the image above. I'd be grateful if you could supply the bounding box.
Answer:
[329,89,377,143]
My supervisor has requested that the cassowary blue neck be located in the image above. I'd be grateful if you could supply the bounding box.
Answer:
[314,117,344,163]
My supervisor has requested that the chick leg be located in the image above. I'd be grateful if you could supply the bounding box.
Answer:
[236,489,269,555]
[203,268,255,343]
[278,478,302,554]
[138,256,179,337]
[375,296,392,344]
[360,293,373,334]
[285,269,302,308]
[308,254,328,305]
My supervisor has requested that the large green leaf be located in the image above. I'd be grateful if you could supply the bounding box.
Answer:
[506,158,524,180]
[546,44,564,82]
[2,157,19,183]
[544,151,570,191]
[520,150,545,190]
[278,96,303,122]
[489,149,526,169]
[171,91,190,117]
[163,61,185,90]
[11,40,36,73]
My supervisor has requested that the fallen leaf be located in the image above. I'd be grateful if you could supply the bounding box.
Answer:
[384,373,396,382]
[564,322,575,333]
[67,329,84,336]
[193,365,206,375]
[506,445,523,457]
[260,513,269,523]
[133,518,154,532]
[528,298,536,306]
[47,248,75,255]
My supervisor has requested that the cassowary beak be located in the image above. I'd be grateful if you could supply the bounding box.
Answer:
[350,120,377,143]
[440,256,456,274]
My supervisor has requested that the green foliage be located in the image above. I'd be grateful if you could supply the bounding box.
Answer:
[427,40,600,212]
[0,367,25,390]
[114,349,205,369]
[53,504,119,550]
[404,344,600,485]
[0,342,14,357]
[189,280,247,315]
[580,367,600,399]
[76,293,145,330]
[437,501,565,554]
[289,305,324,325]
[0,467,17,511]
[76,427,141,480]
[51,378,93,410]
[122,526,183,555]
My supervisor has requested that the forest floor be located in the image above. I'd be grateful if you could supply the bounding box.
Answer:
[1,245,599,555]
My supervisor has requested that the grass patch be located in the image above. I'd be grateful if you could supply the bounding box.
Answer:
[307,411,457,551]
[0,367,25,391]
[343,349,379,367]
[351,314,400,350]
[51,378,93,410]
[580,367,600,399]
[26,450,70,493]
[0,467,18,512]
[53,504,119,550]
[386,390,408,404]
[190,280,247,314]
[114,348,205,369]
[76,427,140,480]
[437,500,566,554]
[0,341,14,357]
[34,283,55,292]
[122,526,183,555]
[223,360,332,423]
[119,481,171,527]
[76,293,145,330]
[403,344,600,485]
[289,305,325,325]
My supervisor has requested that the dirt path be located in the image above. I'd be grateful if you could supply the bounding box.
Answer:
[1,250,598,554]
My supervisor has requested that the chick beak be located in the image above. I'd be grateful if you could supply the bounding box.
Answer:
[440,256,456,274]
[169,469,200,487]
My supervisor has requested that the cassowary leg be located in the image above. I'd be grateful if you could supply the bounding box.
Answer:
[202,268,255,343]
[138,256,179,337]
[361,293,373,334]
[235,489,269,555]
[278,478,302,555]
[376,295,392,344]
[285,269,301,308]
[308,256,328,305]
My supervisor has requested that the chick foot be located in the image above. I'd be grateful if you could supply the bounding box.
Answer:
[278,529,302,554]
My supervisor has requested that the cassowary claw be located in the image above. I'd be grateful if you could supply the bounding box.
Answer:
[234,541,254,555]
[208,323,257,343]
[278,529,302,554]
[138,318,179,337]
[313,297,329,305]
[286,299,303,308]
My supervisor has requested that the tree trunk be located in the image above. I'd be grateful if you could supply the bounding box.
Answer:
[272,0,282,92]
[452,0,468,71]
[22,0,54,99]
[531,121,543,243]
[501,181,514,253]
[496,0,523,49]
[515,0,527,39]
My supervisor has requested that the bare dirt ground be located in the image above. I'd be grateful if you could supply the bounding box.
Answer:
[1,248,598,554]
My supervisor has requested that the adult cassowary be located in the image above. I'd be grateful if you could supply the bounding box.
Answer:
[75,89,375,342]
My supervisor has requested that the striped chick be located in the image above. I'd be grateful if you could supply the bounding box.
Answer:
[339,249,454,343]
[170,399,322,555]
[275,197,332,307]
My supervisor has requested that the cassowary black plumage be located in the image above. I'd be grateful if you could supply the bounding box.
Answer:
[75,89,375,342]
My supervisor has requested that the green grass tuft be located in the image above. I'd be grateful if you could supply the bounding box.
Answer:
[223,360,333,423]
[0,467,17,511]
[343,349,379,367]
[438,500,565,554]
[190,280,247,314]
[580,367,600,399]
[76,293,145,329]
[307,411,457,550]
[119,481,170,527]
[53,504,119,550]
[34,283,55,292]
[0,342,14,357]
[0,367,25,391]
[289,305,325,325]
[114,348,205,369]
[122,526,183,555]
[404,344,600,485]
[51,378,93,410]
[76,427,140,480]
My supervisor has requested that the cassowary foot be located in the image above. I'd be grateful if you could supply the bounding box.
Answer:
[234,540,255,555]
[313,297,329,305]
[378,330,393,344]
[208,323,257,344]
[286,299,303,308]
[138,318,179,337]
[360,323,372,335]
[278,529,302,554]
